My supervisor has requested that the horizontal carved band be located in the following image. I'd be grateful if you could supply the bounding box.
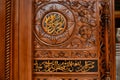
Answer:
[33,60,98,72]
[33,77,98,80]
[34,50,97,58]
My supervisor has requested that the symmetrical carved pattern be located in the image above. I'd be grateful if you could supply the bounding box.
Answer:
[34,50,97,58]
[34,2,75,45]
[33,60,98,72]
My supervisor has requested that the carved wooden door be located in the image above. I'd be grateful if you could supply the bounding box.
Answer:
[31,0,115,80]
[0,0,115,80]
[33,0,99,80]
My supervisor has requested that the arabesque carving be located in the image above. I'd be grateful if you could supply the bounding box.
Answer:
[34,50,97,58]
[34,0,97,48]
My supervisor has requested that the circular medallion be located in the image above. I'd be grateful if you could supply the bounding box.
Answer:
[35,3,75,46]
[42,12,66,36]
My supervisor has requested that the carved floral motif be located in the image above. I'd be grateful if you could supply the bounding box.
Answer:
[34,50,97,58]
[33,0,98,77]
[34,0,97,48]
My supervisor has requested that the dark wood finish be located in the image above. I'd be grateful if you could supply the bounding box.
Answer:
[115,11,120,18]
[0,0,115,80]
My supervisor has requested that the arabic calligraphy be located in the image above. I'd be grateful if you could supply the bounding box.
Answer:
[42,12,66,35]
[33,60,97,72]
[35,3,75,45]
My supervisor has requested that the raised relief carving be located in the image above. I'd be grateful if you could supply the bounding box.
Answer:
[35,3,75,46]
[34,50,97,58]
[33,0,98,75]
[34,0,97,48]
[99,0,112,79]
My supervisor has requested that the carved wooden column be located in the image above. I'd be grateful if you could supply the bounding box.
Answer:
[99,0,115,80]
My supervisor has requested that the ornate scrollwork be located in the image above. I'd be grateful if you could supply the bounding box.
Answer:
[34,50,97,58]
[33,0,105,79]
[33,60,97,72]
[79,25,92,40]
[98,0,113,80]
[34,0,97,48]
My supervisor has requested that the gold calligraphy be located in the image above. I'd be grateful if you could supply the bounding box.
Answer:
[33,60,97,72]
[42,12,66,35]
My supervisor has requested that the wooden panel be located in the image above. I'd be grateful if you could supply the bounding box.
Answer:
[19,0,32,80]
[33,0,99,79]
[0,0,115,80]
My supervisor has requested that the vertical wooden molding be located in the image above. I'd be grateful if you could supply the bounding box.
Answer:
[104,0,111,79]
[110,0,116,80]
[104,0,115,80]
[99,0,115,80]
[13,0,19,79]
[19,0,32,80]
[5,0,12,79]
[5,0,16,80]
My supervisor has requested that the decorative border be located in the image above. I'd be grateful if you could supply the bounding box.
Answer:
[99,0,115,80]
[33,60,98,72]
[5,0,12,79]
[5,0,15,80]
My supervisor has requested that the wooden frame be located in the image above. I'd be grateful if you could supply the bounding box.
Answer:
[0,0,115,80]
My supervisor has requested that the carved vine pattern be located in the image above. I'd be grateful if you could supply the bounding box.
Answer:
[34,50,97,58]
